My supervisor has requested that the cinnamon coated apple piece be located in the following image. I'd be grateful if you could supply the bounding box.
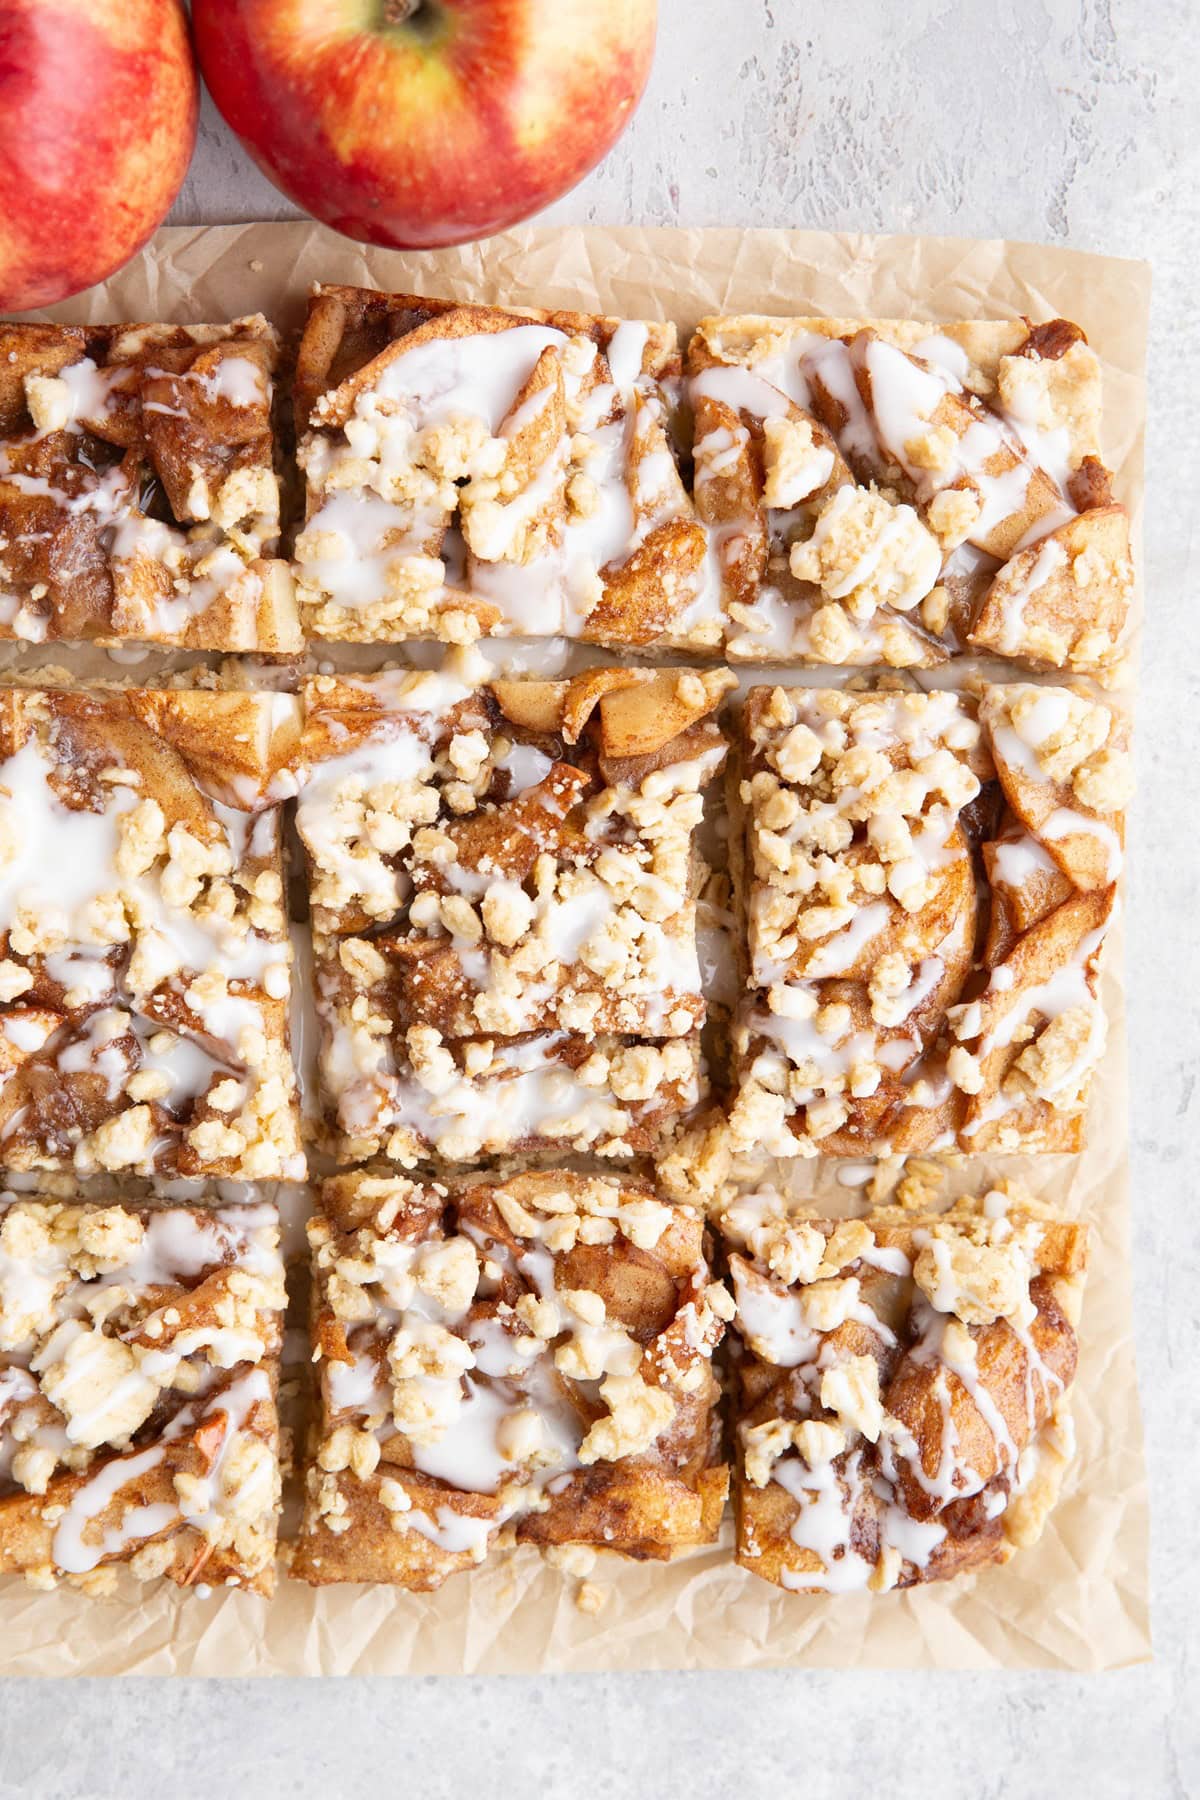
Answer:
[968,507,1135,675]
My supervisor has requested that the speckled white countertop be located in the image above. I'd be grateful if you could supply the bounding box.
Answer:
[1,1,1196,1793]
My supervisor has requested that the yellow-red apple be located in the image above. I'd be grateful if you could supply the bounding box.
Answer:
[0,0,198,313]
[194,0,656,250]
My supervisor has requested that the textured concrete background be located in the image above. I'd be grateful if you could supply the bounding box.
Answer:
[2,2,1197,1794]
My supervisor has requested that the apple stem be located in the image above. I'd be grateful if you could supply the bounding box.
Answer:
[382,0,422,23]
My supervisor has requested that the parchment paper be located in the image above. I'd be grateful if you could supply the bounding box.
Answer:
[0,223,1150,1675]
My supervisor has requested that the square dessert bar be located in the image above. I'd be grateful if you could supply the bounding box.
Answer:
[0,315,300,650]
[729,682,1127,1158]
[0,685,304,1179]
[0,1194,285,1593]
[687,314,1133,674]
[294,660,733,1165]
[720,1187,1087,1592]
[292,284,721,650]
[293,1168,731,1589]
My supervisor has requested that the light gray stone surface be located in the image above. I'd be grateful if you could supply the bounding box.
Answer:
[2,1,1197,1792]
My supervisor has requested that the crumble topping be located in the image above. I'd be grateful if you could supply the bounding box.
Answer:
[788,485,942,621]
[761,415,837,509]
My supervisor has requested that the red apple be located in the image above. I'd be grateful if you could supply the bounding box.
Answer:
[194,0,656,250]
[0,0,198,313]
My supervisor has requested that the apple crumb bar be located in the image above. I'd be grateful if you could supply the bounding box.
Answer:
[293,1168,730,1589]
[719,1186,1086,1592]
[0,315,300,650]
[0,1194,285,1594]
[292,285,723,650]
[687,314,1133,674]
[729,682,1126,1157]
[0,285,1134,1620]
[293,660,733,1164]
[0,686,305,1179]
